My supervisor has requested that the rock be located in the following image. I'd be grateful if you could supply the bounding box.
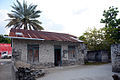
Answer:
[32,69,45,78]
[112,74,120,80]
[16,67,46,80]
[16,67,36,80]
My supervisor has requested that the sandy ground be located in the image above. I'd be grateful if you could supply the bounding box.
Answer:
[0,59,12,80]
[37,64,115,80]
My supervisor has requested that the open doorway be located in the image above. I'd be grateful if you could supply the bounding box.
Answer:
[54,45,61,66]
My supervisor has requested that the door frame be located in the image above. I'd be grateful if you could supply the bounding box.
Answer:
[54,45,62,66]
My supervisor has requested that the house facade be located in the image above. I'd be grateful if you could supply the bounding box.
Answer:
[7,29,86,67]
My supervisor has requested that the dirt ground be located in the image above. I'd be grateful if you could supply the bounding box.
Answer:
[0,60,119,80]
[0,59,12,80]
[37,63,115,80]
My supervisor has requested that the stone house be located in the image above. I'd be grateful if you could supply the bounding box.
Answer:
[7,28,86,67]
[86,50,108,62]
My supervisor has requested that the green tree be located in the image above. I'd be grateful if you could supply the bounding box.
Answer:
[6,0,44,30]
[0,35,11,43]
[79,28,109,51]
[100,6,120,43]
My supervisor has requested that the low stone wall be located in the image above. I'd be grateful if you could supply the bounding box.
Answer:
[111,44,120,72]
[101,50,109,62]
[87,50,108,62]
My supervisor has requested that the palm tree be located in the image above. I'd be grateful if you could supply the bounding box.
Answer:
[6,0,44,30]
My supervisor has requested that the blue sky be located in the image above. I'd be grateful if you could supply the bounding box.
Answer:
[0,0,120,36]
[0,0,14,35]
[0,0,14,10]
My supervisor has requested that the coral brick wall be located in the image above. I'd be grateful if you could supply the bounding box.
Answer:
[111,44,120,72]
[12,39,86,67]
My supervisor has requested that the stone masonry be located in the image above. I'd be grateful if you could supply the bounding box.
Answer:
[86,50,108,62]
[111,44,120,72]
[12,39,86,68]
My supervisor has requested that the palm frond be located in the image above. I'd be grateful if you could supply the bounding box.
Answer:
[7,13,15,18]
[6,19,20,28]
[11,10,23,18]
[16,0,23,10]
[30,20,42,24]
[6,0,44,30]
[30,22,44,30]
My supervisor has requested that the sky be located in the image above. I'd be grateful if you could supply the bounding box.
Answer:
[0,0,120,37]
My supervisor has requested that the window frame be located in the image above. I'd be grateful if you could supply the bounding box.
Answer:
[68,45,76,60]
[27,44,39,63]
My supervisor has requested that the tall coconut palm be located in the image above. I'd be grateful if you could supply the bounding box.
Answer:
[6,0,44,30]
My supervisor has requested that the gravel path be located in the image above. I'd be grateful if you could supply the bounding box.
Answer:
[37,64,114,80]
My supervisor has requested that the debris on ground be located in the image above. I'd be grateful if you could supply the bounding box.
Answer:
[15,61,31,68]
[16,67,45,80]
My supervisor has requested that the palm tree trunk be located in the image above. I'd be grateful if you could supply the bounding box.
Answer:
[24,22,27,30]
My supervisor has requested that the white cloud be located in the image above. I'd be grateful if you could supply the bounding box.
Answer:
[0,9,10,35]
[26,0,120,36]
[1,0,120,36]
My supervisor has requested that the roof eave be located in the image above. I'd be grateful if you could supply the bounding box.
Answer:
[4,36,45,41]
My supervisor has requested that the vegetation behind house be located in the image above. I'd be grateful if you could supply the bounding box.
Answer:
[0,35,11,43]
[79,6,120,52]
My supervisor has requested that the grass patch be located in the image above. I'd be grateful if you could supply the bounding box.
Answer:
[85,62,109,65]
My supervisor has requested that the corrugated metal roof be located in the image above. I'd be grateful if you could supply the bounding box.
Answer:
[8,28,83,43]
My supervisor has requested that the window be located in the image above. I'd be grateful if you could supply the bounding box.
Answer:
[68,45,76,59]
[27,44,39,63]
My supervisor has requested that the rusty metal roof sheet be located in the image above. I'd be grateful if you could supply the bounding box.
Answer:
[8,28,83,43]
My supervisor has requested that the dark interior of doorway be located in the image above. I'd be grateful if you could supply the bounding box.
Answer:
[54,47,61,66]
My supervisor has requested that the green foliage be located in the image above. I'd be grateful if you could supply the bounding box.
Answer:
[100,6,120,43]
[0,35,11,43]
[79,28,111,51]
[101,6,119,27]
[79,6,120,51]
[6,0,44,30]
